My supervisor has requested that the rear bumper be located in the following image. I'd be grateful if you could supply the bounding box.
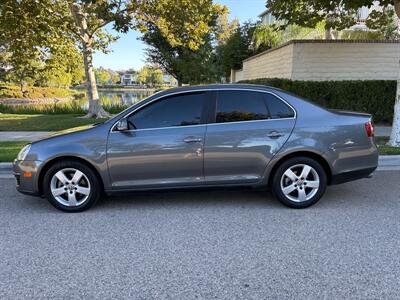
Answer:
[331,167,376,185]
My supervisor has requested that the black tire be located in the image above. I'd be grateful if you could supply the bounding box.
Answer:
[43,160,101,212]
[272,156,327,208]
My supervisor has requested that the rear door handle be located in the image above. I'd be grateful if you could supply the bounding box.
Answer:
[183,136,202,143]
[267,131,284,138]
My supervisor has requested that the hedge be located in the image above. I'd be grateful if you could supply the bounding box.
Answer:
[238,78,396,124]
[0,84,81,99]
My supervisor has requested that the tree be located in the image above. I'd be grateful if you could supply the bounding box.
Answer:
[267,0,400,146]
[215,22,259,80]
[68,1,132,118]
[366,8,400,40]
[36,41,85,88]
[137,66,150,85]
[0,0,79,91]
[2,0,224,117]
[95,68,111,85]
[215,13,239,45]
[111,73,120,84]
[143,30,219,85]
[149,68,164,86]
[138,0,226,85]
[252,22,326,51]
[252,24,282,50]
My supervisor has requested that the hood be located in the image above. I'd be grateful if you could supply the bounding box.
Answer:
[49,124,98,137]
[33,123,101,144]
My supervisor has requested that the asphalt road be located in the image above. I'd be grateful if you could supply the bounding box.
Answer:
[1,171,400,299]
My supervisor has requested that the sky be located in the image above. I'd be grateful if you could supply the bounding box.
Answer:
[93,0,267,70]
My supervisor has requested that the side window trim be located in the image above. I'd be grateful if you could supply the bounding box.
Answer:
[262,94,273,119]
[202,91,217,125]
[111,88,296,132]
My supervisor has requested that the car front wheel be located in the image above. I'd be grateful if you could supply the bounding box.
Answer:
[272,157,327,208]
[43,161,101,212]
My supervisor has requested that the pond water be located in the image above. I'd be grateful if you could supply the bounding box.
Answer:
[0,89,156,114]
[80,89,154,109]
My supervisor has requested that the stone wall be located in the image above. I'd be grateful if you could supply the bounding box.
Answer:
[231,40,400,82]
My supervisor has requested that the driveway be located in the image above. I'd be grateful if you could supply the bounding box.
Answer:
[0,171,399,299]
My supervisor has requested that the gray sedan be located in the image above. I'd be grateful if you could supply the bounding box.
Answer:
[13,84,378,212]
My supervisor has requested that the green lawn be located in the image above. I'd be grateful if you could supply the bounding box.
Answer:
[0,114,107,131]
[0,141,28,162]
[375,137,400,155]
[377,145,400,155]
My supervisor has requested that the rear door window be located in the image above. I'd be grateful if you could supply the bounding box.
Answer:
[216,90,269,123]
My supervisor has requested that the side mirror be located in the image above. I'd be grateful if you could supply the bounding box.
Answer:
[116,118,129,131]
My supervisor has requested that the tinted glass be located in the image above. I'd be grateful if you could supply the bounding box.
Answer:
[216,91,269,123]
[265,94,295,119]
[128,92,206,129]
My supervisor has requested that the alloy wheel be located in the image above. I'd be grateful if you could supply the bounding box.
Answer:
[280,164,320,203]
[50,168,91,207]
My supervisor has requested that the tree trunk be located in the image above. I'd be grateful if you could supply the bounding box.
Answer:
[82,41,109,118]
[69,3,109,119]
[325,28,335,40]
[388,0,400,146]
[388,76,400,146]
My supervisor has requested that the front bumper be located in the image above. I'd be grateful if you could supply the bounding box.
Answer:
[13,160,42,196]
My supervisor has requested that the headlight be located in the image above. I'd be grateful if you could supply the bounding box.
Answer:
[17,144,31,161]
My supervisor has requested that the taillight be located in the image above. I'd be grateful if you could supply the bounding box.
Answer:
[365,121,374,137]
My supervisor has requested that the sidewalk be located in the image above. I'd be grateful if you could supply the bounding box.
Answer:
[375,126,391,137]
[0,131,52,142]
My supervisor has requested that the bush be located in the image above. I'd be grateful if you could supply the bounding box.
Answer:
[238,78,396,124]
[0,84,81,99]
[0,101,129,115]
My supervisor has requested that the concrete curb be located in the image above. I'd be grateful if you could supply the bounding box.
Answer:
[0,163,12,169]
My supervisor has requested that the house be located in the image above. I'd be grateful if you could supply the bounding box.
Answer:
[119,71,138,85]
[162,74,178,86]
[258,9,276,26]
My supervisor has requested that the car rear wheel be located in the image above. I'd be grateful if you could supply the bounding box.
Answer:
[43,161,101,212]
[272,157,327,208]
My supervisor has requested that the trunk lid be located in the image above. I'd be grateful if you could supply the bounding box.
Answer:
[328,109,371,119]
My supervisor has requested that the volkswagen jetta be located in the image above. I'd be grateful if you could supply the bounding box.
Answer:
[13,84,378,212]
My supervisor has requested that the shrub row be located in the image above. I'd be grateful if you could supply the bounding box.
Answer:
[0,102,129,115]
[0,84,81,99]
[239,78,396,124]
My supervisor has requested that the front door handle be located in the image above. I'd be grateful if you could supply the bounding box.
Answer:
[267,131,284,138]
[183,136,202,143]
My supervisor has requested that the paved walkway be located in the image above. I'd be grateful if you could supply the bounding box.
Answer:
[0,131,52,142]
[375,126,391,137]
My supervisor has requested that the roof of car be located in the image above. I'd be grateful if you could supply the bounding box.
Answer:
[155,84,283,96]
